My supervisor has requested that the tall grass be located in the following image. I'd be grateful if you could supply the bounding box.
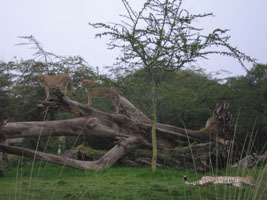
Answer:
[1,161,266,200]
[1,151,266,200]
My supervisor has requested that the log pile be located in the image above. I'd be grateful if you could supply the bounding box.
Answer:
[0,92,234,171]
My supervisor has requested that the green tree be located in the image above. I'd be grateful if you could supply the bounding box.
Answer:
[157,69,225,129]
[90,0,254,172]
[120,68,226,129]
[224,64,267,153]
[0,62,13,121]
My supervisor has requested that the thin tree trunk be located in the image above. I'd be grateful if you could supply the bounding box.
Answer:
[151,82,158,172]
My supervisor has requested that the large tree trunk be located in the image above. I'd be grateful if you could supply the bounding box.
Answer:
[0,136,140,170]
[0,93,233,171]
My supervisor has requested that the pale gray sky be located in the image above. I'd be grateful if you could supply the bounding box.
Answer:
[0,0,266,77]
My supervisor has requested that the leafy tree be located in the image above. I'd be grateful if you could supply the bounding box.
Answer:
[89,0,254,171]
[0,62,13,121]
[120,68,227,129]
[224,64,267,153]
[157,69,225,128]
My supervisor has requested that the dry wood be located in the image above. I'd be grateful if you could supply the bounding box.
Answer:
[0,92,233,170]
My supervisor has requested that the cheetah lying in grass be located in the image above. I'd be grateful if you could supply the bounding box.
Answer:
[184,175,255,187]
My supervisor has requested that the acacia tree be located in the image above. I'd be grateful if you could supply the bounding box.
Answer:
[90,0,254,172]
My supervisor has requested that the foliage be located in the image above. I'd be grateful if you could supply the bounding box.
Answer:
[223,64,267,153]
[91,0,254,73]
[157,69,226,129]
[120,68,226,129]
[0,63,12,121]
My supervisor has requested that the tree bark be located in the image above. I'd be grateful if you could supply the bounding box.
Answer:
[0,135,140,170]
[67,142,226,172]
[151,82,158,172]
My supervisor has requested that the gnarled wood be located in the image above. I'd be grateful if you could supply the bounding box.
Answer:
[0,93,233,171]
[74,142,225,172]
[0,135,140,170]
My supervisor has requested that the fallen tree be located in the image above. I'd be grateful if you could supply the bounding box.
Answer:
[0,93,234,171]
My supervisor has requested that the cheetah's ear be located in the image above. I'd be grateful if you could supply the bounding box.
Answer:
[37,74,44,81]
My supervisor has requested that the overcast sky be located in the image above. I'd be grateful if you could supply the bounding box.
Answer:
[1,0,266,77]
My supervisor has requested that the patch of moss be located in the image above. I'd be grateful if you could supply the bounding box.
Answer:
[75,144,97,154]
[74,144,106,159]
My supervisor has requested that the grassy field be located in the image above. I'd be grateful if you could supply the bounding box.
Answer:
[0,156,266,200]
